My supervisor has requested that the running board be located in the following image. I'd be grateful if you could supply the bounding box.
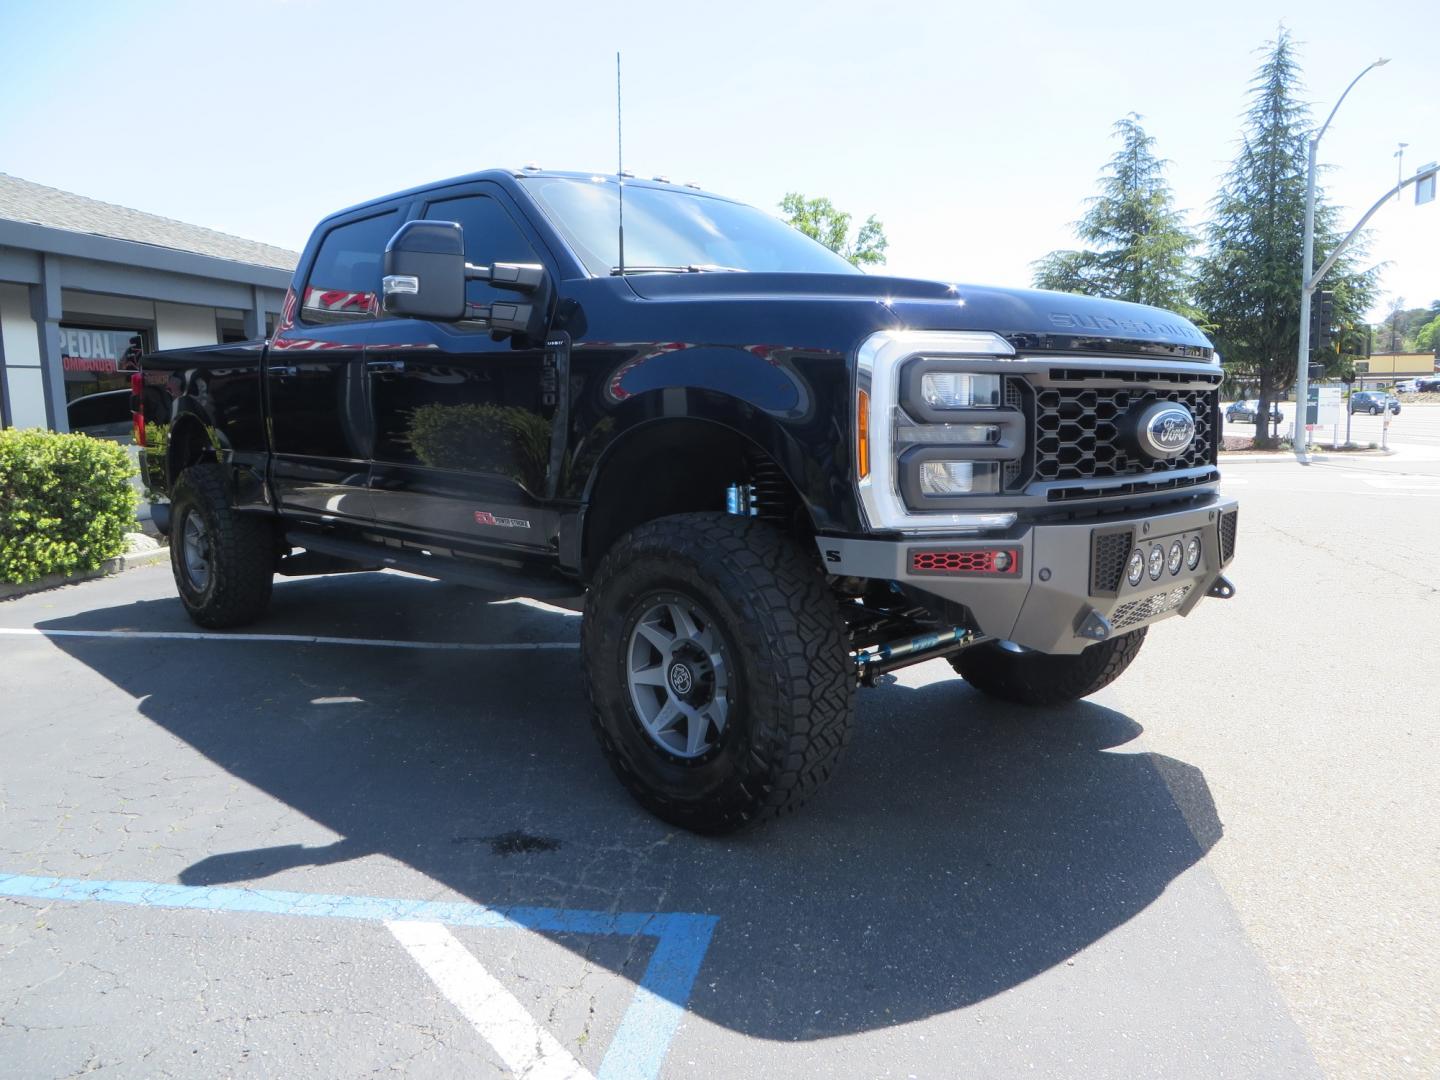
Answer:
[283,530,582,599]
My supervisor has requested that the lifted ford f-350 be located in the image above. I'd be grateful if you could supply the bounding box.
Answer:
[137,168,1237,832]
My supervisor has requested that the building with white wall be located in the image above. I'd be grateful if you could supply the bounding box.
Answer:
[0,174,297,433]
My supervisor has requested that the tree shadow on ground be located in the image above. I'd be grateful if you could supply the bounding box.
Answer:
[34,572,1222,1041]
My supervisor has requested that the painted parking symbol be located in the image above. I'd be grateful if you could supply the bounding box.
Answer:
[0,872,717,1080]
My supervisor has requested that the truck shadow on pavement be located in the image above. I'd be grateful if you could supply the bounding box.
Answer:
[36,572,1223,1042]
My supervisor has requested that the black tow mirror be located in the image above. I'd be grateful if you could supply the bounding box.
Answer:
[382,220,466,320]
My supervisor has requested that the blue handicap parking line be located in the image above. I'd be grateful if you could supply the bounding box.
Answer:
[0,871,717,1080]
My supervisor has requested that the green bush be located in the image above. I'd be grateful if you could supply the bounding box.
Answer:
[0,428,138,584]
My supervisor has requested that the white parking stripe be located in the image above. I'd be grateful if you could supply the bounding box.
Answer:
[386,920,595,1080]
[0,627,578,651]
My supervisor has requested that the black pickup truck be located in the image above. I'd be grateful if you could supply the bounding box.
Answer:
[138,168,1237,832]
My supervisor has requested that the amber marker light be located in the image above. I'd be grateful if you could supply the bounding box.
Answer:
[856,389,871,479]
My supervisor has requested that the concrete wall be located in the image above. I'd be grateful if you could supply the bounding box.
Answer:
[0,282,47,429]
[154,302,218,350]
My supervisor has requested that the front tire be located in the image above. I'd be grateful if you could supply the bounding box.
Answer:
[169,463,275,628]
[582,513,853,833]
[948,630,1147,706]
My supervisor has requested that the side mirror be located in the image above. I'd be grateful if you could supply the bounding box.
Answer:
[382,220,466,320]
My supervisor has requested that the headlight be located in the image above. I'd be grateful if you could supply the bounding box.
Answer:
[917,460,1001,496]
[1186,535,1202,570]
[1167,539,1184,575]
[920,372,1001,410]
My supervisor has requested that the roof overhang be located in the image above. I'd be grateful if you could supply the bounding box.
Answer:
[0,218,293,290]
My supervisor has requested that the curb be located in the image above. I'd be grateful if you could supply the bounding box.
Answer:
[0,546,170,602]
[1218,449,1396,464]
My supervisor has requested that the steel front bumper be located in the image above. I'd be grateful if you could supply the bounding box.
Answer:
[818,498,1239,655]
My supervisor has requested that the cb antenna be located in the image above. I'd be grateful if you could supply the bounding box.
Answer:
[616,51,625,274]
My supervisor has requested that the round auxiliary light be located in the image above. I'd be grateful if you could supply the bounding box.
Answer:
[993,551,1013,573]
[1148,544,1165,581]
[1127,548,1146,587]
[1167,539,1184,575]
[1186,535,1202,571]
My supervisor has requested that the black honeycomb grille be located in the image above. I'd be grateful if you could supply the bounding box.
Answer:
[1033,387,1216,483]
[1219,509,1238,563]
[1091,530,1134,595]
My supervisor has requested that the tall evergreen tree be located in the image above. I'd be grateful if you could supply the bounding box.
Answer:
[1033,114,1198,318]
[1195,30,1377,446]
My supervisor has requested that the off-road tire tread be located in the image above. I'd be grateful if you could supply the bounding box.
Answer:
[949,628,1147,706]
[582,512,853,833]
[170,463,274,628]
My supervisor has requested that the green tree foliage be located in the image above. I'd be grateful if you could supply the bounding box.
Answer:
[1195,30,1377,445]
[0,428,137,584]
[1413,313,1440,354]
[1033,114,1199,319]
[1374,300,1440,352]
[779,193,888,267]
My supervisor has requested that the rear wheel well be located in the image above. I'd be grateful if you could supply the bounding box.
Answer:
[581,420,813,579]
[167,416,215,487]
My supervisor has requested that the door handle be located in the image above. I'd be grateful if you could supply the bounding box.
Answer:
[367,359,406,374]
[269,364,299,377]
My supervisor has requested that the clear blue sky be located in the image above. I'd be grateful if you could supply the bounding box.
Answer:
[2,0,1435,322]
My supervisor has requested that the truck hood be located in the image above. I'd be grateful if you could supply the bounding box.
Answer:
[622,272,1213,359]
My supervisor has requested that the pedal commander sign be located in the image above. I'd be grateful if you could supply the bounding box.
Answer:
[59,327,144,373]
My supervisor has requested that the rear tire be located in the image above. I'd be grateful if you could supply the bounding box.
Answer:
[169,463,275,628]
[948,630,1147,706]
[582,512,853,833]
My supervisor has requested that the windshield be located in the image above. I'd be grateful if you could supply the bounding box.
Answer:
[521,176,861,277]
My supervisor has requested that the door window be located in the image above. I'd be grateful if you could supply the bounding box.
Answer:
[301,209,400,323]
[423,194,542,311]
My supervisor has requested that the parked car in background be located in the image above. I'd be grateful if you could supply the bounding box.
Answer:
[1416,376,1440,392]
[1225,399,1283,425]
[1393,379,1420,394]
[1349,391,1400,415]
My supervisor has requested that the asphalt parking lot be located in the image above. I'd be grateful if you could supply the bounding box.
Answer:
[4,443,1438,1078]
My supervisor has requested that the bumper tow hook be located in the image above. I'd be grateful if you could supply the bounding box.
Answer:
[1207,575,1237,600]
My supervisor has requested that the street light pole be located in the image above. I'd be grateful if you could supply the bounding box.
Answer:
[1295,58,1389,455]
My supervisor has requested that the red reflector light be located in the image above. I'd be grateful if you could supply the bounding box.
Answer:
[130,373,146,447]
[910,548,1022,575]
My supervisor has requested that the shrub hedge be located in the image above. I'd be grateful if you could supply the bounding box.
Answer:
[0,428,138,584]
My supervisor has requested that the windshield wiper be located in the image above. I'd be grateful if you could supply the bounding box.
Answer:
[609,264,747,275]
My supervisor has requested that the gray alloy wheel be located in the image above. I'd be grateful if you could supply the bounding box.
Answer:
[179,509,212,592]
[625,595,731,758]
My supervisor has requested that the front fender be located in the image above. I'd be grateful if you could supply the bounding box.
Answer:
[568,341,860,533]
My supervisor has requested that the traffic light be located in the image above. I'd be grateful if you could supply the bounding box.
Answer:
[1309,290,1337,354]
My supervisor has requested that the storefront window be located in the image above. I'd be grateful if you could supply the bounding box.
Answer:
[61,324,149,435]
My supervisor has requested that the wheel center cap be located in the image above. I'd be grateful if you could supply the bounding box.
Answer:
[668,662,694,696]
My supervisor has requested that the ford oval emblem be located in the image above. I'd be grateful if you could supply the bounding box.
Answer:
[1137,403,1196,458]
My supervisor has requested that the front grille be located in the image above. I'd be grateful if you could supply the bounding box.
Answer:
[1112,585,1191,630]
[1219,509,1238,563]
[1033,386,1216,484]
[1090,529,1133,595]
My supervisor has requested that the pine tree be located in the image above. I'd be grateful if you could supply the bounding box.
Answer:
[1033,114,1198,318]
[1195,30,1377,446]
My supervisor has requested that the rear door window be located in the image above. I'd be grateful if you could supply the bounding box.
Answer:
[301,209,400,323]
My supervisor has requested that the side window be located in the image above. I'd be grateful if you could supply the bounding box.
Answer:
[423,194,541,310]
[301,209,400,323]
